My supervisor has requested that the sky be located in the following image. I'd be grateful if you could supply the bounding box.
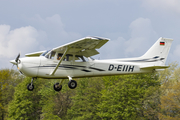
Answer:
[0,0,180,68]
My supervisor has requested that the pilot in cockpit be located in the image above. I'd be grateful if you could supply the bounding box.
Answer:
[57,53,62,60]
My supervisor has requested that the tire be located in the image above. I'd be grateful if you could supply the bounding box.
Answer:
[68,80,77,89]
[27,83,34,91]
[54,83,62,91]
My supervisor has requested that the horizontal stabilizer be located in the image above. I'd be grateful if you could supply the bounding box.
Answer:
[140,65,169,69]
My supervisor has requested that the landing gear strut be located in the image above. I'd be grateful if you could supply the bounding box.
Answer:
[27,78,35,91]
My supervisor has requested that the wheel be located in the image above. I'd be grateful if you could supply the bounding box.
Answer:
[54,83,62,91]
[68,80,77,89]
[27,83,34,91]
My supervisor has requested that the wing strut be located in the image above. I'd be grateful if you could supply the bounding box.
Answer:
[50,46,69,75]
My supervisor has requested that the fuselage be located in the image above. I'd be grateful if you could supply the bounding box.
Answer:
[17,56,152,79]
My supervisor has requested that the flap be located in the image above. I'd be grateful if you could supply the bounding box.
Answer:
[78,49,99,57]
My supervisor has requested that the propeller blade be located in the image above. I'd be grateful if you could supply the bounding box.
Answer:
[11,64,14,69]
[15,53,20,63]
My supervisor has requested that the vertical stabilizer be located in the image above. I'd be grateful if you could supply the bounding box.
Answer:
[141,37,173,65]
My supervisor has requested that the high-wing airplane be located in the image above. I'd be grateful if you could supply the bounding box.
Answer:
[10,37,173,92]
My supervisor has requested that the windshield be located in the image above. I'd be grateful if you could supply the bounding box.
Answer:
[40,50,50,56]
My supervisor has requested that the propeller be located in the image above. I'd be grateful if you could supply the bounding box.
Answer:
[10,53,20,65]
[10,53,20,73]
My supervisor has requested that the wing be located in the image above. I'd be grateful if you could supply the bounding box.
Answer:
[52,36,109,57]
[25,51,46,57]
[49,36,109,75]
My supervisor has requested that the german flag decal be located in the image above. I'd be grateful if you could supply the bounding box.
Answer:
[160,42,165,45]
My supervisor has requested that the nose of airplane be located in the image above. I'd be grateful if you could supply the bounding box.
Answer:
[10,58,22,70]
[10,57,22,71]
[10,60,17,65]
[10,53,21,65]
[10,56,41,77]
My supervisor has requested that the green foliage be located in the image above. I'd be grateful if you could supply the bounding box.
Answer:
[8,77,42,120]
[67,77,104,120]
[159,81,180,119]
[38,80,61,120]
[158,62,180,119]
[0,69,24,119]
[97,73,160,120]
[66,73,160,120]
[52,80,76,119]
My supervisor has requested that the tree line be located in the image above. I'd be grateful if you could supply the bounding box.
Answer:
[0,62,180,120]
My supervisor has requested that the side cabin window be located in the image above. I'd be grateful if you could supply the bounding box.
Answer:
[57,53,69,61]
[44,51,87,62]
[75,55,86,62]
[57,53,86,62]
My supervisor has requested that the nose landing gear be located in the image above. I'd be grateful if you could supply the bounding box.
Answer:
[27,78,36,91]
[27,84,34,91]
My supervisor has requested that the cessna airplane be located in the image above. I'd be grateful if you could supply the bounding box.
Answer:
[10,37,173,92]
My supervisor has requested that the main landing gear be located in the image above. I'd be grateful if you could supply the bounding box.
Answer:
[53,76,77,92]
[68,80,77,89]
[54,83,62,91]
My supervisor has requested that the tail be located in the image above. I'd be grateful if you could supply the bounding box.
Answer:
[140,37,173,66]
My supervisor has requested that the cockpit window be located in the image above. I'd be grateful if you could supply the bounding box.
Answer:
[49,51,56,59]
[44,51,56,59]
[41,50,50,56]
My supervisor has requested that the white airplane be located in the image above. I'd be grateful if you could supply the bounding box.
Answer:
[10,37,173,91]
